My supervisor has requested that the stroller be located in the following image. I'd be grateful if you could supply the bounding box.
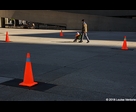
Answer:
[73,32,82,42]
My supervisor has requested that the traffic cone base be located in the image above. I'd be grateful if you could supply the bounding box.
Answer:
[19,81,38,87]
[122,47,128,50]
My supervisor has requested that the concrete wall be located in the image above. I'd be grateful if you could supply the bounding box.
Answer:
[55,10,136,17]
[0,10,136,32]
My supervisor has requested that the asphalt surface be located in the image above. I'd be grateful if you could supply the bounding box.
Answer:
[0,28,136,101]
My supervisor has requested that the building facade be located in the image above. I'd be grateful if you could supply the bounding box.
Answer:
[0,10,136,31]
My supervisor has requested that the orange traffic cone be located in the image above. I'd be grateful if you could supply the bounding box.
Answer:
[19,52,38,87]
[60,30,63,37]
[5,31,10,42]
[121,36,128,50]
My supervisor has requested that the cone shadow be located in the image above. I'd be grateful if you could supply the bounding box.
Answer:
[0,78,57,92]
[111,48,134,51]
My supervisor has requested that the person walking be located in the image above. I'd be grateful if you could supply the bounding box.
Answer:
[79,19,90,43]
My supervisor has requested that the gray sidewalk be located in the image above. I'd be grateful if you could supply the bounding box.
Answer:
[0,28,136,101]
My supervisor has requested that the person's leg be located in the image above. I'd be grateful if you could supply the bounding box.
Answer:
[84,32,90,43]
[79,33,84,42]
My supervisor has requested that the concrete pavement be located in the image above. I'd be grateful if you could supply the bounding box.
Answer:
[0,28,136,101]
